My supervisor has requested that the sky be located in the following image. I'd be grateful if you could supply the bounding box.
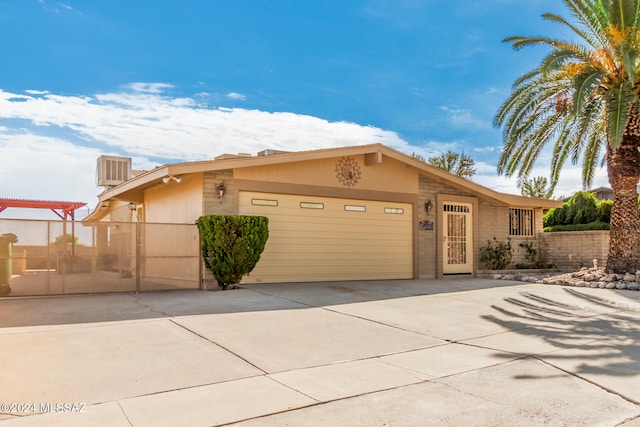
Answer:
[0,0,610,219]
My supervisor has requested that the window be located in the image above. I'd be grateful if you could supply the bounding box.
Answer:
[344,205,366,212]
[300,202,324,209]
[384,207,404,214]
[509,208,533,236]
[251,198,278,207]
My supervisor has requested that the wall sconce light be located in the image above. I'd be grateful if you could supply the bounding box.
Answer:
[217,182,225,201]
[162,175,182,184]
[425,200,433,214]
[128,202,137,211]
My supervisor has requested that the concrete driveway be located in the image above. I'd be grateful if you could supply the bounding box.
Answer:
[0,278,639,426]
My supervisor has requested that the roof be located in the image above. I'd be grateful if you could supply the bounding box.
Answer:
[0,198,87,220]
[87,144,561,219]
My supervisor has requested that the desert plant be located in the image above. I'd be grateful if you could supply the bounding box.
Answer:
[479,237,512,270]
[197,215,269,290]
[515,241,556,269]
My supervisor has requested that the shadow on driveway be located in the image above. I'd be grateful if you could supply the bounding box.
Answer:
[0,278,520,328]
[482,287,640,389]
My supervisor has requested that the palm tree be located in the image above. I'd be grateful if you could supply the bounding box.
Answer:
[427,150,477,179]
[519,176,554,199]
[495,0,640,273]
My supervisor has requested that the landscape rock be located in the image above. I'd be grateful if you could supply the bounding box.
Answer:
[490,266,640,292]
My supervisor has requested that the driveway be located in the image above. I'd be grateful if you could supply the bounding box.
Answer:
[0,278,639,426]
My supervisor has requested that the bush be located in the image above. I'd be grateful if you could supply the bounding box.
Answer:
[479,237,512,270]
[543,192,612,228]
[197,215,269,290]
[514,241,555,269]
[543,221,610,232]
[597,200,612,223]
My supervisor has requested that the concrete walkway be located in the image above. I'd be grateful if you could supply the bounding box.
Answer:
[0,278,639,426]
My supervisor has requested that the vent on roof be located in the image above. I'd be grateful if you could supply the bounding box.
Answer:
[257,149,290,156]
[215,153,252,160]
[96,155,132,187]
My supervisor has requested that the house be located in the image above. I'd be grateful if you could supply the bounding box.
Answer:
[85,144,561,283]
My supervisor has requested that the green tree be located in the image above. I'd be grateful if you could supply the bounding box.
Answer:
[427,150,476,179]
[51,234,81,247]
[494,0,640,273]
[518,176,554,199]
[197,215,269,290]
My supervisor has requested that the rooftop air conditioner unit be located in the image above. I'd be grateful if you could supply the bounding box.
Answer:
[96,155,132,187]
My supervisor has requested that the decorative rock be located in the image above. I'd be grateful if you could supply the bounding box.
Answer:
[616,283,628,290]
[598,282,607,288]
[583,274,595,282]
[606,283,617,289]
[623,273,636,282]
[628,283,640,291]
[502,274,515,281]
[589,282,600,288]
[604,274,617,282]
[493,274,502,280]
[635,270,640,276]
[575,281,586,287]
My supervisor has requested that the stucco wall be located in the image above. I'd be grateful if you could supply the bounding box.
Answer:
[538,231,609,271]
[144,173,204,223]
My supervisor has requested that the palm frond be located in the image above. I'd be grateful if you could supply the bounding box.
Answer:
[607,81,634,149]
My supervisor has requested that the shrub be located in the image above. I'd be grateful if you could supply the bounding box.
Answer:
[543,221,610,232]
[514,241,555,269]
[543,191,610,228]
[479,237,512,270]
[197,215,269,290]
[597,200,612,223]
[566,191,599,224]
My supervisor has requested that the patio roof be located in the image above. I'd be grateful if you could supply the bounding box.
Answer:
[0,198,87,220]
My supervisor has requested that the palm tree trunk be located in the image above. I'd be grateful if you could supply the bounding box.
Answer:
[606,139,640,273]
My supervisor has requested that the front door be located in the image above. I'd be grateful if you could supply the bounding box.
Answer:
[442,202,473,274]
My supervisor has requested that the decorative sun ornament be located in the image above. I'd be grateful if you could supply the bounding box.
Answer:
[335,156,361,187]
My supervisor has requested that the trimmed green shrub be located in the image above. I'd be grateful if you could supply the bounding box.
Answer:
[197,215,269,290]
[543,191,613,228]
[598,200,612,223]
[480,237,512,270]
[543,221,610,232]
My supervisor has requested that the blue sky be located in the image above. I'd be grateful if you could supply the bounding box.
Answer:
[0,0,606,219]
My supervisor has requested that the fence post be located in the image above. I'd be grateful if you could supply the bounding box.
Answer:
[135,222,141,293]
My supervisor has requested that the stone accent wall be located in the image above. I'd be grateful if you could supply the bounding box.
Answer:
[417,175,438,278]
[538,231,609,271]
[203,171,234,216]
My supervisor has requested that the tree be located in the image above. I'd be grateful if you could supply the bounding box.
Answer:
[494,0,640,273]
[197,215,269,290]
[518,176,554,199]
[426,150,476,179]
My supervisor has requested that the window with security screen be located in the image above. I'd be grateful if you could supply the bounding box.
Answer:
[509,208,534,236]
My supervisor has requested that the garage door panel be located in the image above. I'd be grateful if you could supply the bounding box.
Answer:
[239,192,412,283]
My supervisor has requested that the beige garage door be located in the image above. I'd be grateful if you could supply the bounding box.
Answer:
[238,191,413,283]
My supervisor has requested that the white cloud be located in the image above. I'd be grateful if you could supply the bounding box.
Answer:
[0,87,413,217]
[121,82,174,94]
[439,106,491,131]
[226,92,246,101]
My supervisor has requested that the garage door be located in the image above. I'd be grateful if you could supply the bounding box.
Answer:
[238,191,413,283]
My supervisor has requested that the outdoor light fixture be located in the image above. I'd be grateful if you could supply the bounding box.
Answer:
[217,182,225,201]
[162,175,182,184]
[128,202,137,211]
[425,200,433,214]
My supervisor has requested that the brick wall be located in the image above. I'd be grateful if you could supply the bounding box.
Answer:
[538,231,609,271]
[203,171,234,216]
